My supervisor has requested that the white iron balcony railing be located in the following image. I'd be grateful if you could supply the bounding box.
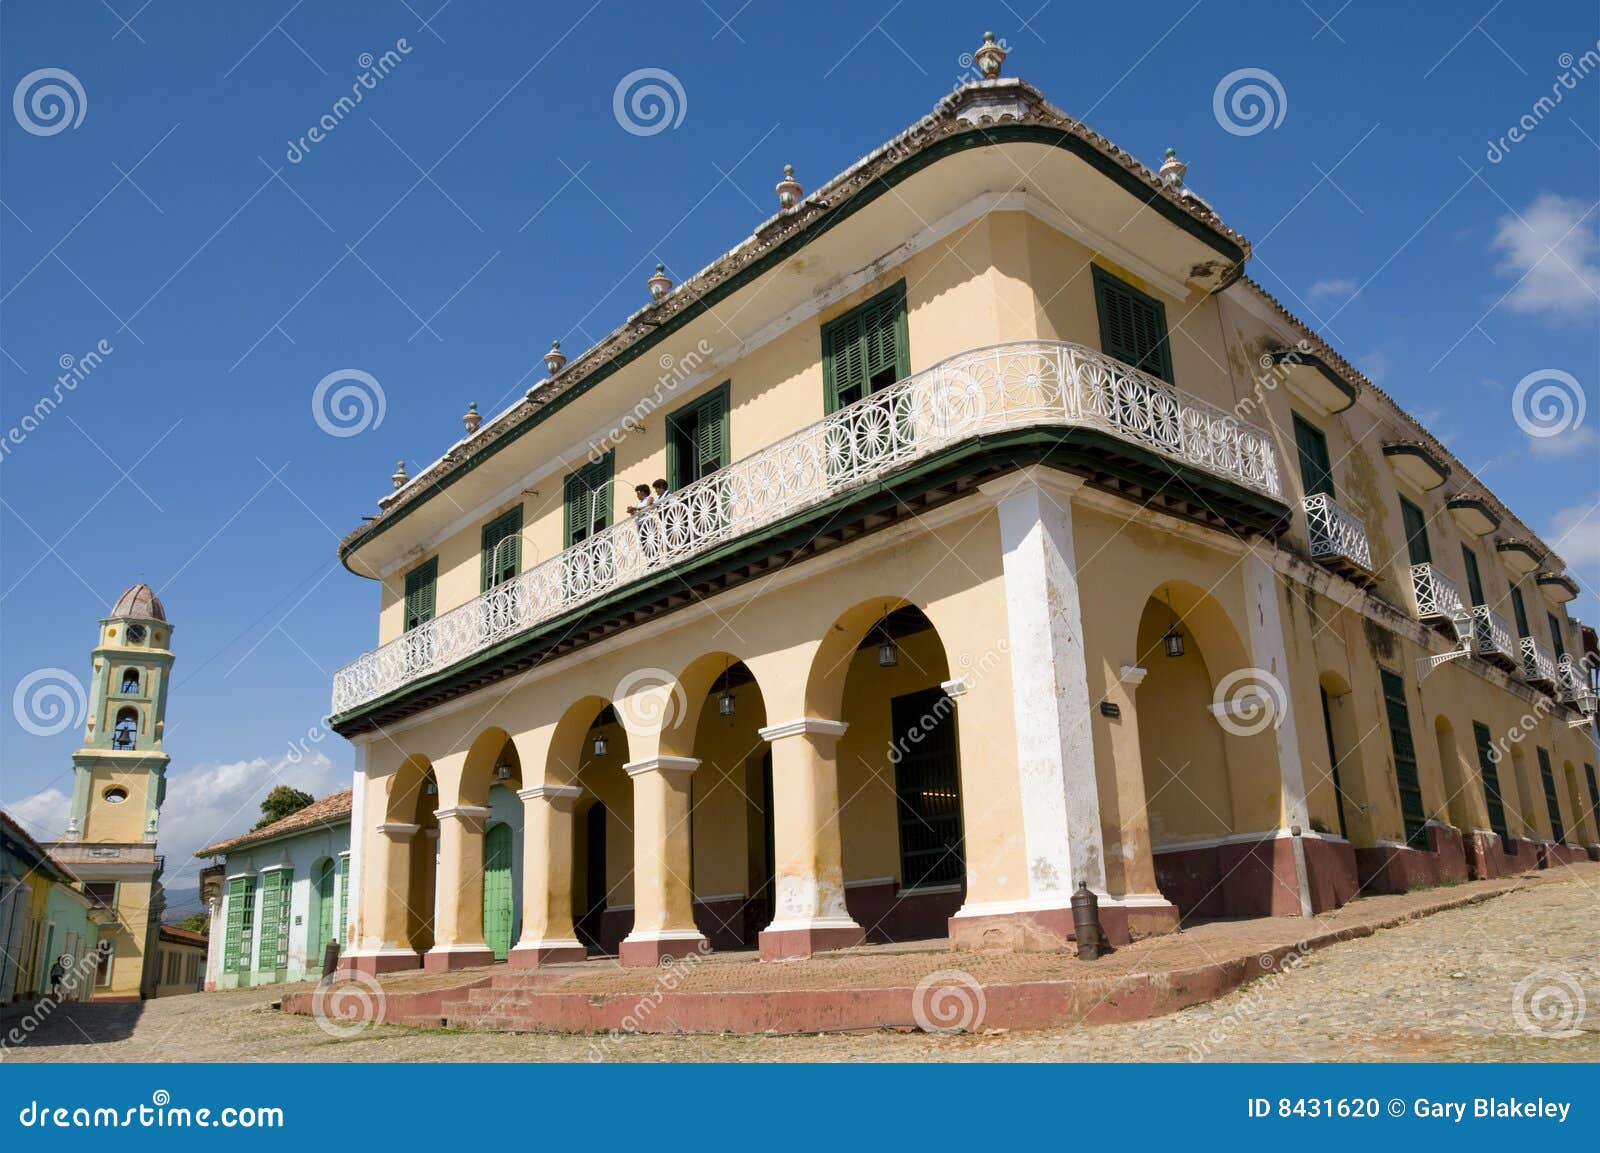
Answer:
[1520,636,1558,689]
[332,340,1282,715]
[1472,605,1516,665]
[1409,562,1465,626]
[1303,493,1374,578]
[1557,653,1593,705]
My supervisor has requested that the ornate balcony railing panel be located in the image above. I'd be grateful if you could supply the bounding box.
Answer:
[1557,654,1593,706]
[1409,562,1465,628]
[1471,606,1516,667]
[332,340,1282,715]
[1302,493,1374,580]
[1520,636,1558,689]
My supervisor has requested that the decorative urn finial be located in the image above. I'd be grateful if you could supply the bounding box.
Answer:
[391,460,408,490]
[462,401,481,435]
[647,263,673,301]
[974,31,1007,79]
[544,340,567,376]
[1159,147,1187,189]
[776,164,803,210]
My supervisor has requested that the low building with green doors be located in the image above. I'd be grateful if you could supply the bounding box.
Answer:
[194,790,355,989]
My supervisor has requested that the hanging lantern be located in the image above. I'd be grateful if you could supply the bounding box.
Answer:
[494,762,513,781]
[462,401,482,435]
[423,778,437,796]
[775,164,803,210]
[1162,592,1185,659]
[647,263,673,301]
[544,340,567,376]
[877,635,899,668]
[718,688,736,717]
[592,731,609,757]
[973,31,1007,79]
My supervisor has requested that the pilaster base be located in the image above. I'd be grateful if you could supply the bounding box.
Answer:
[422,946,494,972]
[758,920,865,961]
[948,895,1178,952]
[340,948,422,976]
[618,931,708,967]
[508,940,589,968]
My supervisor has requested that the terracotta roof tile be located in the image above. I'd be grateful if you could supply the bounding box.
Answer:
[193,789,351,858]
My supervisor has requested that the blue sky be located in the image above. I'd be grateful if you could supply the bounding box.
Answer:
[2,1,1597,910]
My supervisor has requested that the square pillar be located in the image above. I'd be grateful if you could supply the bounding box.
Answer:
[509,785,588,968]
[618,756,707,966]
[343,822,423,975]
[756,718,865,960]
[424,805,495,972]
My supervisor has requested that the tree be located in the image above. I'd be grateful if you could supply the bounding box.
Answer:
[172,911,209,934]
[254,785,315,829]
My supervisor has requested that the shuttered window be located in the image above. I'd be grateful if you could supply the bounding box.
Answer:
[821,281,909,412]
[1400,497,1431,566]
[338,853,351,946]
[1472,721,1509,845]
[1092,265,1173,383]
[563,454,613,547]
[1461,545,1485,606]
[1509,586,1529,638]
[1586,765,1599,831]
[666,382,731,490]
[1537,747,1565,843]
[1380,668,1428,848]
[1547,613,1566,662]
[403,558,437,631]
[255,868,291,972]
[480,506,523,591]
[223,876,255,974]
[1292,414,1335,499]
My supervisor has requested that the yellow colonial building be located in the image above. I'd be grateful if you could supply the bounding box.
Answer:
[330,42,1599,974]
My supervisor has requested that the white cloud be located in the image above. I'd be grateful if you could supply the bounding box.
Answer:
[1492,193,1600,321]
[1528,424,1600,458]
[1356,349,1392,384]
[1307,277,1357,304]
[1548,503,1600,569]
[9,788,70,839]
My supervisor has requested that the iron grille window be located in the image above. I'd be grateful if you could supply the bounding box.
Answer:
[890,686,965,889]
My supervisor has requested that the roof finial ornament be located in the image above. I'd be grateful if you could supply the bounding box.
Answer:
[461,401,482,435]
[776,164,803,210]
[1159,146,1187,189]
[647,263,673,301]
[974,31,1007,79]
[391,460,408,490]
[544,340,567,376]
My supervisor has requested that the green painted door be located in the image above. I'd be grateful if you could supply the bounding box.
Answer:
[483,822,514,961]
[309,859,335,969]
[1380,669,1428,848]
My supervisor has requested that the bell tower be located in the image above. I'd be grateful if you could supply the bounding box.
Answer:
[46,583,174,1000]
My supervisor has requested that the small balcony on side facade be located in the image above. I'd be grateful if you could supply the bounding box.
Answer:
[1302,493,1375,585]
[1557,653,1596,713]
[1471,605,1518,670]
[1520,636,1558,691]
[1408,562,1466,634]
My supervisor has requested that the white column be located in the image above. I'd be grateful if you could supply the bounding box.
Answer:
[344,744,366,953]
[985,467,1106,900]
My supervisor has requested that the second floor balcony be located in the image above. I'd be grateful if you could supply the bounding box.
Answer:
[331,340,1285,719]
[1303,493,1374,583]
[1557,654,1595,709]
[1520,636,1558,690]
[1408,562,1465,632]
[1471,605,1517,669]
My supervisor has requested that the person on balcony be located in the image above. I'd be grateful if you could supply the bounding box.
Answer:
[628,483,663,560]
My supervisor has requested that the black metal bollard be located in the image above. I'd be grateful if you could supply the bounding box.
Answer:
[1070,881,1106,960]
[322,940,341,978]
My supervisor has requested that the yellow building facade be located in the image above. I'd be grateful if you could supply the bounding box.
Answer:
[330,52,1599,973]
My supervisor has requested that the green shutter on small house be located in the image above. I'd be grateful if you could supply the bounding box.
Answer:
[1537,747,1565,843]
[338,854,351,946]
[1400,497,1431,566]
[255,868,292,974]
[821,281,909,412]
[480,506,524,591]
[1380,668,1428,847]
[1472,721,1509,845]
[403,558,437,631]
[563,454,613,546]
[666,382,730,490]
[223,876,254,974]
[1092,265,1173,383]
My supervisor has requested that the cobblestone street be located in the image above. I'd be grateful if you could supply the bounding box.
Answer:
[6,873,1597,1063]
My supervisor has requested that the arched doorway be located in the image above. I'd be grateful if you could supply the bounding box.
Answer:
[1434,716,1475,833]
[385,757,439,955]
[308,857,336,970]
[482,822,514,961]
[558,701,631,956]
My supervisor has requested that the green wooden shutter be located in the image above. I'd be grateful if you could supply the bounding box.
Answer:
[403,558,437,631]
[1547,613,1566,662]
[1510,586,1530,638]
[1092,266,1173,383]
[309,859,335,968]
[256,869,291,973]
[482,823,514,961]
[564,455,613,546]
[1292,415,1335,499]
[1461,545,1484,606]
[1380,669,1428,847]
[1537,747,1565,843]
[480,506,523,591]
[822,281,909,412]
[694,386,729,478]
[1400,497,1431,566]
[1472,721,1509,844]
[338,855,351,946]
[223,876,254,974]
[1585,765,1599,830]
